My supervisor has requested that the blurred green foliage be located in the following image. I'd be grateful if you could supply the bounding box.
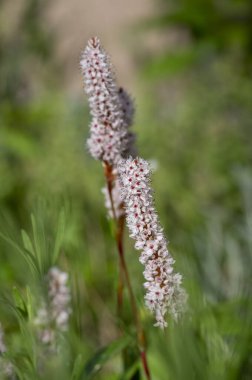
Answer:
[0,0,252,379]
[137,0,252,240]
[143,0,252,71]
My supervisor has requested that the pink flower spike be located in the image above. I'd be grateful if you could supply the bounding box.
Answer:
[80,37,137,165]
[118,157,187,328]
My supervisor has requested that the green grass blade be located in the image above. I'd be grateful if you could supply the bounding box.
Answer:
[81,335,133,379]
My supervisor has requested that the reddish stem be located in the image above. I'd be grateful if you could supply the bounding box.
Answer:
[117,257,124,316]
[141,351,151,380]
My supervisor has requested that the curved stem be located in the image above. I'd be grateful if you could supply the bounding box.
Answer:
[116,216,138,328]
[117,261,124,317]
[104,162,151,380]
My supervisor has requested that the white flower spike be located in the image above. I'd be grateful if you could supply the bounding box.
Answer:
[119,157,187,328]
[81,37,135,165]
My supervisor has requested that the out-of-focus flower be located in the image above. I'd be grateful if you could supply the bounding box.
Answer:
[148,158,159,172]
[0,323,6,354]
[0,323,14,378]
[34,267,71,348]
[118,87,136,158]
[119,157,187,328]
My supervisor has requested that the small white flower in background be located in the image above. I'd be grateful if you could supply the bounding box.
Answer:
[102,175,124,220]
[0,323,14,378]
[0,323,6,354]
[80,37,136,166]
[149,158,159,172]
[48,267,71,331]
[34,267,71,348]
[118,157,187,328]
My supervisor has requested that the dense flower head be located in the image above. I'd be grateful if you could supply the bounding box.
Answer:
[118,157,187,328]
[81,37,121,124]
[87,118,123,164]
[80,37,136,164]
[34,267,71,347]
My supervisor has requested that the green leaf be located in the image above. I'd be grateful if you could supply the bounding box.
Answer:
[53,209,65,264]
[71,354,83,380]
[21,229,35,257]
[81,335,133,379]
[0,231,40,276]
[26,286,33,321]
[12,286,27,317]
[119,360,140,380]
[31,213,43,273]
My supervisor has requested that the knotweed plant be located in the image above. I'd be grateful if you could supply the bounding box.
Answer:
[80,35,137,318]
[81,36,152,379]
[34,267,71,351]
[81,36,186,379]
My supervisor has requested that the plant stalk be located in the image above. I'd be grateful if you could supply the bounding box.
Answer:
[104,162,151,380]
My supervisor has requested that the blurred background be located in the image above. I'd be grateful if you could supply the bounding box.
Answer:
[1,0,252,379]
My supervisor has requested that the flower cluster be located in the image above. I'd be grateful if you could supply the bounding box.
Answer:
[118,157,187,328]
[80,37,136,165]
[34,267,71,347]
